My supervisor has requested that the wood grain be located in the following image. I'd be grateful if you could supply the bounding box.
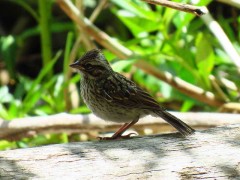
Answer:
[0,124,239,179]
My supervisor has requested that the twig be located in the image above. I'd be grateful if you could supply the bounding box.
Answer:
[220,103,240,113]
[74,1,95,50]
[142,0,206,16]
[89,0,108,22]
[209,75,229,102]
[57,0,225,107]
[218,77,238,91]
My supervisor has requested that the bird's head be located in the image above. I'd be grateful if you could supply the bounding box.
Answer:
[70,49,112,79]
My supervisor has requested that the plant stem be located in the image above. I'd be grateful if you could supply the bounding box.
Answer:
[39,0,53,77]
[63,32,74,111]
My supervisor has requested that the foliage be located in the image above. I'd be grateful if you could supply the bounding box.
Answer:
[0,0,239,150]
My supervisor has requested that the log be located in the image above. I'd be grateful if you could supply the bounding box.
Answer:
[0,124,240,179]
[1,112,240,140]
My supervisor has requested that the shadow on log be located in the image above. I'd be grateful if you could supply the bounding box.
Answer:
[0,124,240,179]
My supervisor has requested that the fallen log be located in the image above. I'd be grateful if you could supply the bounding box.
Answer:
[0,124,239,179]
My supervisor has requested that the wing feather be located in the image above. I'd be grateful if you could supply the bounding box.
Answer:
[97,73,162,110]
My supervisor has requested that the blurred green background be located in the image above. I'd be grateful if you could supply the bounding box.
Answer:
[0,0,239,150]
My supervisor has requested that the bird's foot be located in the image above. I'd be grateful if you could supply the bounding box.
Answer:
[98,133,137,140]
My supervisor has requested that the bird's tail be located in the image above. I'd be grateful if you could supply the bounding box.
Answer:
[154,110,195,136]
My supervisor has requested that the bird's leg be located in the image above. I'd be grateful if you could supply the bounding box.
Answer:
[98,119,138,140]
[111,120,138,139]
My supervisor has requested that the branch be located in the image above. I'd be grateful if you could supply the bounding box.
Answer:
[142,0,206,16]
[1,112,240,141]
[0,124,239,179]
[57,0,225,107]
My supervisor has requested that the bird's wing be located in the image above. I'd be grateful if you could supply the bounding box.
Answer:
[97,72,163,110]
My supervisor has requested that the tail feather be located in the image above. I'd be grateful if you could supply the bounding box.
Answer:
[154,110,195,136]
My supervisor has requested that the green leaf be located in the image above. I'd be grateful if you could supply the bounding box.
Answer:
[112,59,136,72]
[0,104,10,120]
[23,51,62,106]
[0,140,16,150]
[111,0,154,19]
[0,86,13,103]
[8,100,22,118]
[0,36,17,79]
[16,141,29,148]
[115,10,160,37]
[181,100,195,112]
[195,33,214,89]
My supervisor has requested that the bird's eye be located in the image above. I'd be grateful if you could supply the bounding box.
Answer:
[84,63,93,70]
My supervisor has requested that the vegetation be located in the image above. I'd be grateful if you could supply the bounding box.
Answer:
[0,0,239,150]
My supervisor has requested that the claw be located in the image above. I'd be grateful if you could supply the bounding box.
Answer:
[98,133,137,140]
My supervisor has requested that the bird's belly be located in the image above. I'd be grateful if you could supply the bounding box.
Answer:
[87,101,139,123]
[83,94,139,123]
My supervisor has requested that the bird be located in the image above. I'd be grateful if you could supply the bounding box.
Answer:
[70,49,195,140]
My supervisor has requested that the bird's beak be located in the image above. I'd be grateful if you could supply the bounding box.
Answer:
[69,61,83,70]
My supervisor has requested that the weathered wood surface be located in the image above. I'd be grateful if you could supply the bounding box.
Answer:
[1,112,240,140]
[0,124,240,179]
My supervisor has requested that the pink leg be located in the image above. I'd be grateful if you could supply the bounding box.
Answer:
[98,119,139,140]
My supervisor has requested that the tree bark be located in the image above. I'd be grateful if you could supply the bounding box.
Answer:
[0,124,240,179]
